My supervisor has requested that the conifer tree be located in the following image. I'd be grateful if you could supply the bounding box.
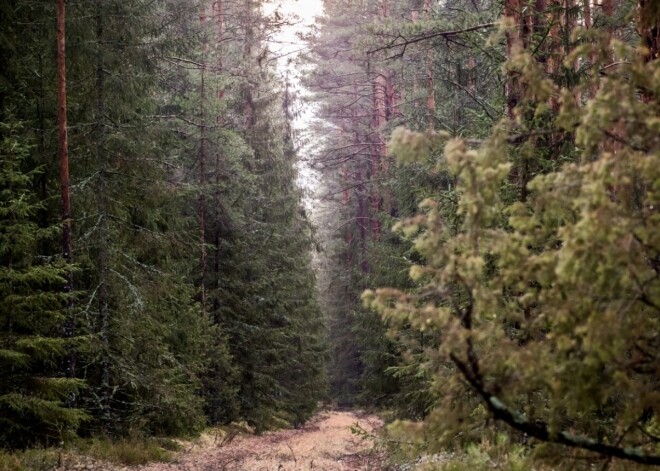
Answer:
[0,121,87,447]
[0,0,328,448]
[219,1,327,425]
[59,0,212,435]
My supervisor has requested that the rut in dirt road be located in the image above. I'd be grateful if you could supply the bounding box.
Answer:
[136,410,385,471]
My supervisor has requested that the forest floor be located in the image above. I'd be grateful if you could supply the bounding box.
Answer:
[131,410,386,471]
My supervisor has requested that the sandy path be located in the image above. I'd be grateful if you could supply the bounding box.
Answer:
[137,410,385,471]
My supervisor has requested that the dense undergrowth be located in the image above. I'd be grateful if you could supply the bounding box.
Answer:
[385,431,656,471]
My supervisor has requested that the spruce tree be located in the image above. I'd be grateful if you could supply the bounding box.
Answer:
[0,0,329,447]
[0,121,87,447]
[60,0,212,436]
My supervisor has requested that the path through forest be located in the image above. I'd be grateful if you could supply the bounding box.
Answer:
[138,410,385,471]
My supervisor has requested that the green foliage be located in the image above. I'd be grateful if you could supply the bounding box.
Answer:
[71,436,174,466]
[366,11,660,467]
[0,121,89,447]
[388,433,532,471]
[0,436,176,470]
[0,448,60,471]
[0,0,327,451]
[306,0,503,415]
[212,71,327,430]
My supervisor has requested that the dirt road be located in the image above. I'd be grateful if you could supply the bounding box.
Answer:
[137,410,385,471]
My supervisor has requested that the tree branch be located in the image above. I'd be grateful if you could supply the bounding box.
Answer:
[449,353,660,465]
[367,23,495,56]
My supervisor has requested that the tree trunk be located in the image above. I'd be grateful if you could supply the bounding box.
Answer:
[94,0,111,423]
[242,1,255,128]
[56,0,75,385]
[199,67,207,315]
[369,0,395,240]
[424,0,436,127]
[504,0,523,119]
[638,0,659,102]
[352,83,368,273]
[212,0,224,319]
[370,64,387,240]
[214,0,224,67]
[381,0,389,18]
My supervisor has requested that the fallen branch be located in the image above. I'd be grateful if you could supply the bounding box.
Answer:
[286,442,297,464]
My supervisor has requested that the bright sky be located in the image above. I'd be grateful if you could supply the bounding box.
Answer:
[263,0,325,204]
[263,0,324,145]
[264,0,324,67]
[269,0,324,25]
[263,0,324,127]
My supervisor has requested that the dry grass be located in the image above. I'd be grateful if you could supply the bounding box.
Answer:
[136,410,385,471]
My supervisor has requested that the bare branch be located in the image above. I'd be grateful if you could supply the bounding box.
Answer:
[367,23,495,56]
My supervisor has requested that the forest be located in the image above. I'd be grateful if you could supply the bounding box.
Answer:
[0,0,658,470]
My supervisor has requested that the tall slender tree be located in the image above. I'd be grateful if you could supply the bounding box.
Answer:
[56,0,76,386]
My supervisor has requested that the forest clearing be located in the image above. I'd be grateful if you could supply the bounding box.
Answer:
[1,0,659,470]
